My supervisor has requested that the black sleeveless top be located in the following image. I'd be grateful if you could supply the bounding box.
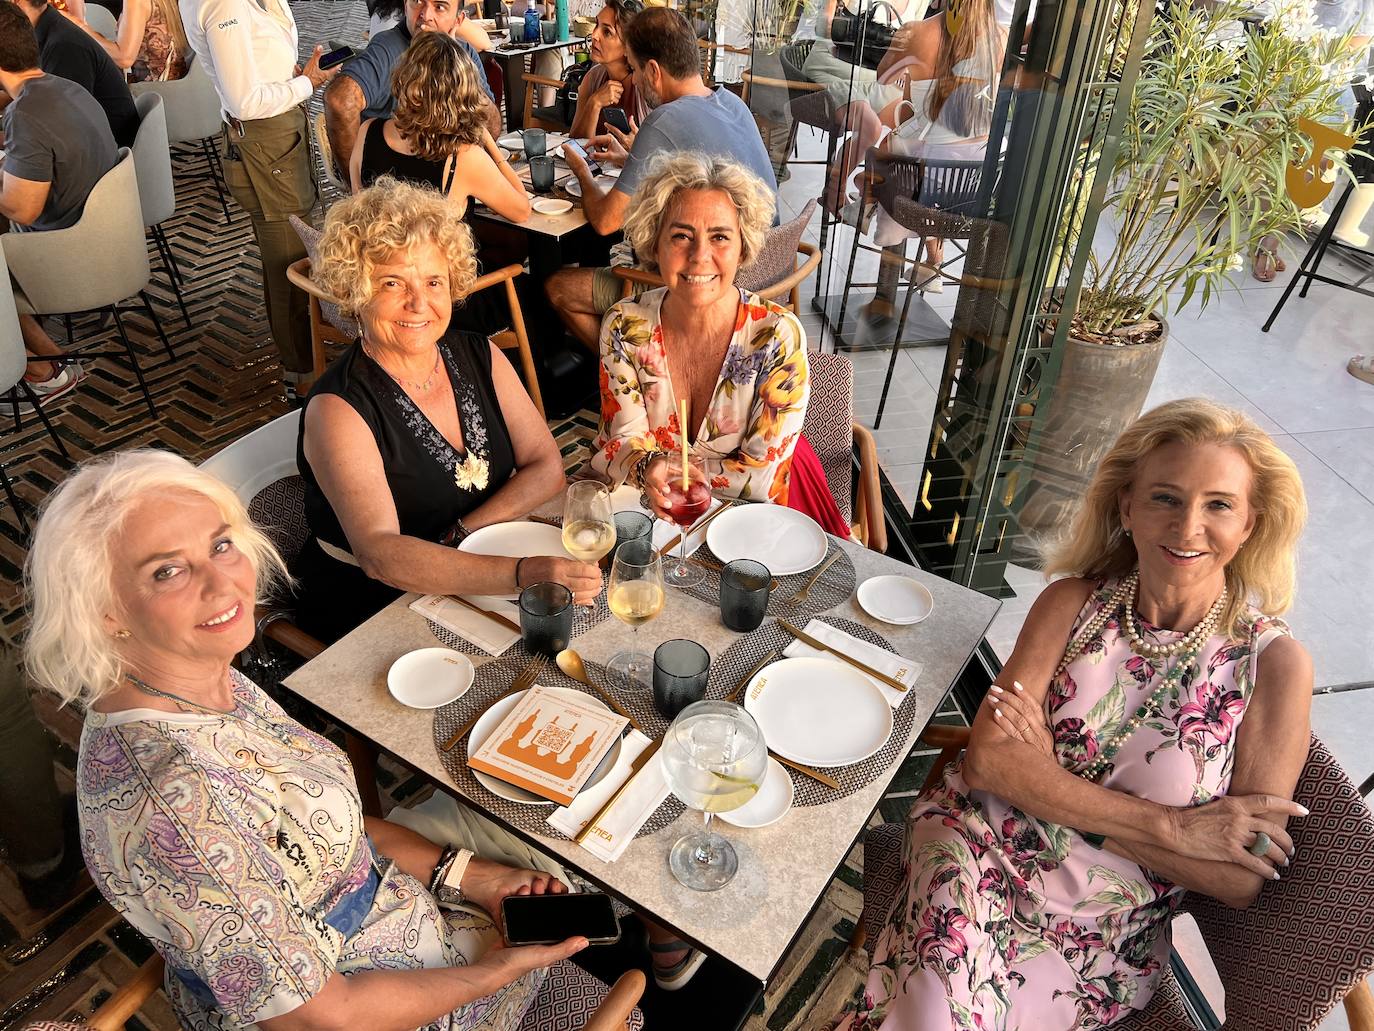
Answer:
[292,327,517,643]
[359,118,448,190]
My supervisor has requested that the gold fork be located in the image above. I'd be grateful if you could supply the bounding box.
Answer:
[441,658,543,751]
[783,550,842,609]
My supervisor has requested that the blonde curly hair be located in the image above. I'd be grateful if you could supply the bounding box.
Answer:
[623,152,774,273]
[390,31,488,162]
[1042,398,1307,640]
[25,450,289,709]
[314,176,478,316]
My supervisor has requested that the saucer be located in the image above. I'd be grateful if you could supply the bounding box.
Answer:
[719,757,793,828]
[387,648,475,709]
[856,575,935,625]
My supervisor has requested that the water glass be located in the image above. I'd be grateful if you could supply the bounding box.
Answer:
[720,559,771,632]
[518,582,573,657]
[523,127,547,158]
[541,19,556,42]
[652,639,710,719]
[529,155,555,192]
[611,510,653,563]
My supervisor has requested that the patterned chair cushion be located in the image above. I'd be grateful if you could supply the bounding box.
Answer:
[248,474,311,568]
[858,735,1374,1030]
[736,199,816,297]
[517,959,645,1031]
[802,351,855,525]
[288,215,361,339]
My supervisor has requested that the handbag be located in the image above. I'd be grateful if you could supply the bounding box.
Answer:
[831,0,903,70]
[554,61,592,125]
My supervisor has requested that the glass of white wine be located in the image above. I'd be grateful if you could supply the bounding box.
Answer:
[660,699,767,891]
[561,481,616,564]
[606,539,665,687]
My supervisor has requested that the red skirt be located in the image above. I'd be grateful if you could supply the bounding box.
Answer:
[783,433,852,539]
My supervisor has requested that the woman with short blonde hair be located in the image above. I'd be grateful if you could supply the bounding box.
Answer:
[831,398,1314,1030]
[24,450,629,1031]
[298,178,597,643]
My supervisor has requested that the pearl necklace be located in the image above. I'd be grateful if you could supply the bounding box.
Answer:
[1122,573,1228,659]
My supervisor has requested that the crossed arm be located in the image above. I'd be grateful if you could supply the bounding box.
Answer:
[964,576,1312,909]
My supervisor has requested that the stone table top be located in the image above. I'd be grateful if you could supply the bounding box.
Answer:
[283,519,999,984]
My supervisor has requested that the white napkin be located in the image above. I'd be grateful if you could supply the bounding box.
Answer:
[783,618,921,708]
[547,731,671,862]
[410,594,520,656]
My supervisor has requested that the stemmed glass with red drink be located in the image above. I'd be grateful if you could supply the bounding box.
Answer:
[659,450,711,589]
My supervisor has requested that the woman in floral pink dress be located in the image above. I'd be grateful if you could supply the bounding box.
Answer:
[831,398,1314,1030]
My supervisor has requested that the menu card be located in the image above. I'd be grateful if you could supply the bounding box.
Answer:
[467,683,629,806]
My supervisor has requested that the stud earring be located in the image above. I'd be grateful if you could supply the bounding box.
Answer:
[1123,528,1132,537]
[113,629,131,639]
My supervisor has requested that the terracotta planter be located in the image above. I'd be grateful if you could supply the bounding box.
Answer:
[1013,318,1169,563]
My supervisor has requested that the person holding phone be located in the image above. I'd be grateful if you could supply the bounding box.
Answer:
[568,0,648,140]
[180,0,340,393]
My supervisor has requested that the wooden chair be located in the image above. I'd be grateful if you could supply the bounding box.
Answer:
[285,256,546,419]
[26,952,646,1030]
[850,728,1374,1031]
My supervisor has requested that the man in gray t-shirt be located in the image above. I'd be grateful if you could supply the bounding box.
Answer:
[552,7,778,348]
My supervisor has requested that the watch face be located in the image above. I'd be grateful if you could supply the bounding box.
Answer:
[437,885,465,907]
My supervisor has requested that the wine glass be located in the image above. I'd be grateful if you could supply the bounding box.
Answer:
[660,699,767,891]
[659,450,711,589]
[561,481,616,566]
[606,539,665,687]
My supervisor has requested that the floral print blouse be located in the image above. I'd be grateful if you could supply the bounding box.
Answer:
[589,287,810,505]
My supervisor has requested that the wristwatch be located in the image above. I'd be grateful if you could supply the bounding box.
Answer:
[435,847,474,908]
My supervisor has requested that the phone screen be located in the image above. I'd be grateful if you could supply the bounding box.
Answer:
[563,138,601,176]
[603,107,630,134]
[501,892,621,947]
[319,45,355,70]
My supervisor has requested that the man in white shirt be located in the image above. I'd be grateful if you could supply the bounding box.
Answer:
[180,0,338,389]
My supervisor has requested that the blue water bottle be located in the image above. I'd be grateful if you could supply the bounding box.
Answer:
[555,0,569,40]
[523,3,541,45]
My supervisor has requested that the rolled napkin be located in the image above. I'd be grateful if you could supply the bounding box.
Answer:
[547,730,671,861]
[783,618,921,708]
[410,594,521,656]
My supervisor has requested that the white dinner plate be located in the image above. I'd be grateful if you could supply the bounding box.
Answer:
[718,756,793,828]
[560,174,617,199]
[458,521,568,599]
[497,130,569,154]
[467,686,623,804]
[532,197,573,215]
[857,575,935,625]
[744,656,893,767]
[387,648,475,709]
[706,504,828,576]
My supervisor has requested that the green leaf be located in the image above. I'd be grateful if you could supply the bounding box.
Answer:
[1084,682,1127,738]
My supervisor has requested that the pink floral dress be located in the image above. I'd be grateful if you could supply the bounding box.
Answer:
[831,578,1291,1030]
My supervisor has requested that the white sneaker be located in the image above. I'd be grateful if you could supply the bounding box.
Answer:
[14,363,84,410]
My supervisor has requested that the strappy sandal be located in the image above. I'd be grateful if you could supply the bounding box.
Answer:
[1348,354,1374,385]
[1252,240,1279,282]
[648,936,707,991]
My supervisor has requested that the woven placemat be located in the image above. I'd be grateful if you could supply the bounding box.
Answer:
[671,536,856,623]
[426,582,611,657]
[703,616,916,807]
[432,653,686,840]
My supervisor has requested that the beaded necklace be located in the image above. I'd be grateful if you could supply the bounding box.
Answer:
[1058,572,1227,781]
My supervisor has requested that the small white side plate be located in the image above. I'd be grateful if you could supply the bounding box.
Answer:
[387,648,475,709]
[532,197,573,215]
[467,686,622,804]
[857,575,935,625]
[719,757,793,828]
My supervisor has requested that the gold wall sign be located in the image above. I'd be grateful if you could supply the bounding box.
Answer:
[946,0,966,36]
[1286,117,1356,209]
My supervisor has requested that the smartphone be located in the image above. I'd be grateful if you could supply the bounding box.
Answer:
[563,138,601,177]
[501,892,621,947]
[602,106,631,135]
[319,44,356,70]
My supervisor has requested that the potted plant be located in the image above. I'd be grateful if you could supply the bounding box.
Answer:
[1016,0,1367,545]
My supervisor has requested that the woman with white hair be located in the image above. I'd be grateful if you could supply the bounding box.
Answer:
[588,152,848,536]
[829,398,1314,1029]
[24,449,634,1031]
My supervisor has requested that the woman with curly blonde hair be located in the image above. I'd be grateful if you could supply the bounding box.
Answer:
[296,177,597,642]
[349,31,529,225]
[587,152,850,540]
[831,398,1314,1030]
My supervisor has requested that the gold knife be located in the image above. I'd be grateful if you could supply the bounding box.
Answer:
[770,750,840,790]
[778,619,909,692]
[572,737,663,845]
[725,648,779,704]
[446,594,522,635]
[659,499,735,558]
[784,549,843,604]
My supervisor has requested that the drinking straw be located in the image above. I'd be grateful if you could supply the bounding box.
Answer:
[679,398,689,490]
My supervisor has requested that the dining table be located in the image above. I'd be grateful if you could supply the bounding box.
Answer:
[484,31,589,132]
[281,495,1000,1028]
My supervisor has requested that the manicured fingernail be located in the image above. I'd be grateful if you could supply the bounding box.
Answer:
[1296,805,1310,816]
[1013,680,1024,692]
[994,708,1003,719]
[1288,847,1296,858]
[989,684,1003,694]
[1272,871,1281,881]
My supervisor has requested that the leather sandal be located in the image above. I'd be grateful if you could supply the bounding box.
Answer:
[1252,243,1279,283]
[648,936,707,991]
[1348,354,1374,385]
